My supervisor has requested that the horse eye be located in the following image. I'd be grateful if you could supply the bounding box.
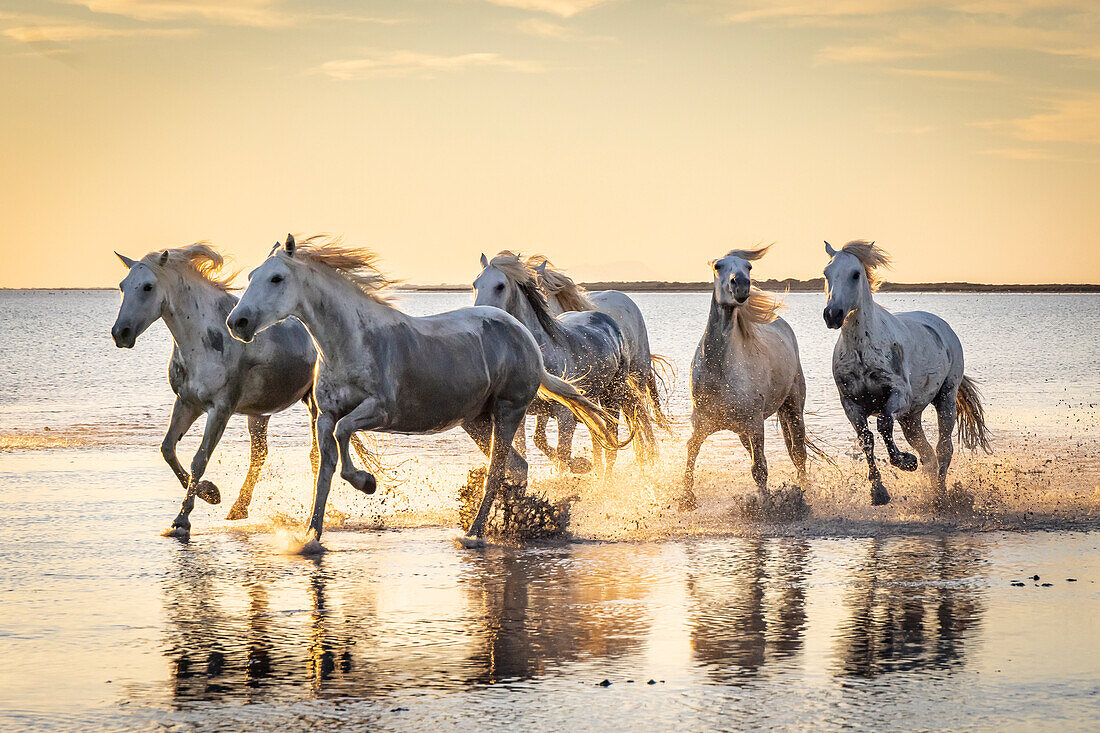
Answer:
[271,274,283,284]
[747,264,752,271]
[495,283,505,292]
[852,272,860,281]
[142,283,153,292]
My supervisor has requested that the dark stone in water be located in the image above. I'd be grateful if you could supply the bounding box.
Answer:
[1067,578,1078,582]
[597,679,611,687]
[390,707,409,713]
[1041,583,1053,587]
[647,679,657,685]
[1011,582,1025,587]
[1031,575,1040,580]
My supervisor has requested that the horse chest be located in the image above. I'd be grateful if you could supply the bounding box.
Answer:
[168,353,226,407]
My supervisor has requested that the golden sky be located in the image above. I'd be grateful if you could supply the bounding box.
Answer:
[1,0,1098,287]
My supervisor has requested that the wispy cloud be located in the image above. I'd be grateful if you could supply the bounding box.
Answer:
[885,67,1005,83]
[317,50,544,80]
[69,0,294,27]
[978,96,1100,145]
[478,0,615,18]
[4,24,194,43]
[513,18,615,41]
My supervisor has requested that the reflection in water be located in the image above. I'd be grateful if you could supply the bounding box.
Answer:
[686,539,809,681]
[835,537,984,677]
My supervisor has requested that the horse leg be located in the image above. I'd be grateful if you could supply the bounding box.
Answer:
[778,401,808,490]
[161,397,202,490]
[932,387,959,492]
[898,410,939,489]
[304,393,321,482]
[512,416,527,460]
[740,425,768,493]
[680,423,711,511]
[599,399,622,478]
[464,398,529,542]
[463,413,529,484]
[307,412,339,541]
[532,414,559,468]
[877,391,918,471]
[842,399,889,505]
[226,415,269,520]
[555,408,589,473]
[333,399,385,494]
[169,405,232,536]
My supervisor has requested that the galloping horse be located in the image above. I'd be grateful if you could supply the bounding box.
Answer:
[823,240,991,505]
[227,235,618,546]
[473,252,638,476]
[680,246,811,511]
[525,255,672,464]
[111,244,319,537]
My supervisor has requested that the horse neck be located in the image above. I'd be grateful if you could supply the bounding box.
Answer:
[160,274,236,357]
[839,285,887,349]
[701,294,740,364]
[507,285,552,342]
[294,270,406,365]
[545,292,566,317]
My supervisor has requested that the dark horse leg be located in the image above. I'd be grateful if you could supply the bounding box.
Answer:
[168,405,232,537]
[463,397,530,544]
[226,415,270,521]
[842,398,890,506]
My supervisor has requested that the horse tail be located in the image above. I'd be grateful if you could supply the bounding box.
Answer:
[349,433,385,476]
[647,354,676,434]
[537,371,630,450]
[956,375,992,453]
[623,374,658,462]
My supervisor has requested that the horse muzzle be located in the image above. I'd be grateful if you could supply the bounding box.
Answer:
[823,306,845,329]
[111,324,136,348]
[227,312,256,343]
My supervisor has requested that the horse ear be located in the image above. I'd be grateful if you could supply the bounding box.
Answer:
[824,241,837,257]
[115,252,136,269]
[534,260,548,276]
[285,233,296,257]
[158,251,170,266]
[708,258,717,269]
[480,253,489,269]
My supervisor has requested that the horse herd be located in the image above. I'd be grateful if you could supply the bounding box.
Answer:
[110,235,990,547]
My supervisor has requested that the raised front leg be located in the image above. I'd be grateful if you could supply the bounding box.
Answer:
[227,415,270,521]
[842,399,890,506]
[307,412,339,541]
[877,389,918,472]
[168,405,232,537]
[334,399,384,495]
[161,398,202,490]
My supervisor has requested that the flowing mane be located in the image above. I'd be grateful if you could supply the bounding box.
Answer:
[734,287,784,342]
[291,235,398,303]
[488,251,562,338]
[725,244,772,262]
[840,239,891,291]
[525,255,595,312]
[143,242,238,291]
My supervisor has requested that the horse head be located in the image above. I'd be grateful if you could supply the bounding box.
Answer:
[112,250,170,348]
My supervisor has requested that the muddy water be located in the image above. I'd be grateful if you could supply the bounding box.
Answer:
[0,290,1098,729]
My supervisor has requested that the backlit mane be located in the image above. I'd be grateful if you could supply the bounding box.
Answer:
[291,235,397,303]
[143,242,237,291]
[841,239,891,291]
[734,287,784,342]
[725,244,772,262]
[525,255,595,312]
[488,251,562,338]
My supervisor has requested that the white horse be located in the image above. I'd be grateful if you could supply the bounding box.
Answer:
[473,252,637,476]
[823,240,991,505]
[680,246,811,512]
[227,235,617,547]
[111,244,320,537]
[525,254,672,464]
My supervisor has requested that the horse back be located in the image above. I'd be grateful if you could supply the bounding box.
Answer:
[590,290,653,370]
[548,311,628,388]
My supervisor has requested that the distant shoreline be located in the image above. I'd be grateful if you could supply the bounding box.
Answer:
[5,280,1100,294]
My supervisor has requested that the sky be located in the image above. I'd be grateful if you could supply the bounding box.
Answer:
[1,0,1098,287]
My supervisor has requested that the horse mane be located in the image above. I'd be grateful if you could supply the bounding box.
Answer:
[733,287,784,341]
[840,240,891,291]
[488,251,563,338]
[143,242,237,291]
[291,235,397,303]
[525,255,596,312]
[725,243,772,262]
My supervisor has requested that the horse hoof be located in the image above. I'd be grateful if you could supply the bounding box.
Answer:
[896,452,919,471]
[677,492,698,512]
[457,534,486,549]
[162,525,190,539]
[871,485,891,506]
[569,457,593,474]
[195,481,221,505]
[226,505,248,521]
[351,473,376,495]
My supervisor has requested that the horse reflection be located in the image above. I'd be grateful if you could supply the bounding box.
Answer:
[685,538,809,682]
[835,536,983,677]
[462,547,654,682]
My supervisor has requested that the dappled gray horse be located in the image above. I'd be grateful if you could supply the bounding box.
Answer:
[473,252,635,476]
[823,240,991,505]
[111,244,318,537]
[228,235,618,547]
[680,246,810,511]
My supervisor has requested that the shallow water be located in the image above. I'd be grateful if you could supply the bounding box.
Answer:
[1,290,1098,729]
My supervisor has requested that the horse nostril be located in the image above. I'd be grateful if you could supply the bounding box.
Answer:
[235,317,249,330]
[119,327,130,338]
